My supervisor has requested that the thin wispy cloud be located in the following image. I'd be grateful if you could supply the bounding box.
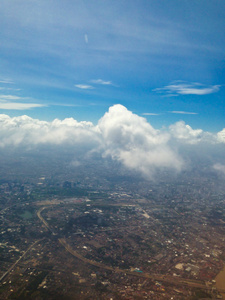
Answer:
[84,34,88,44]
[0,95,22,101]
[154,81,221,96]
[91,79,113,85]
[169,111,198,115]
[52,103,82,107]
[0,94,46,110]
[0,102,45,110]
[0,88,21,91]
[0,79,14,84]
[142,113,160,116]
[75,84,94,90]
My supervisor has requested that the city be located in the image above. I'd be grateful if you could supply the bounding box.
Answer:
[0,160,225,299]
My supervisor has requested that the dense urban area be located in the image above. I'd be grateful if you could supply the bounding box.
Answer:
[0,151,225,300]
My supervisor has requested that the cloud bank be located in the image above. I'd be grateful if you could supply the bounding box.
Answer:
[0,114,99,148]
[0,105,224,178]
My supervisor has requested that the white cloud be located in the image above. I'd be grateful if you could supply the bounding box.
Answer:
[0,105,224,178]
[75,84,94,89]
[0,102,45,110]
[97,104,183,177]
[169,121,204,144]
[0,94,46,110]
[91,79,113,85]
[217,128,225,143]
[142,113,160,116]
[0,79,13,84]
[154,82,220,96]
[213,163,225,175]
[0,88,21,91]
[169,111,198,115]
[71,160,81,167]
[84,34,88,44]
[0,114,99,148]
[0,95,24,101]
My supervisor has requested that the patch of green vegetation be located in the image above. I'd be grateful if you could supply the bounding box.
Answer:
[19,210,33,220]
[191,289,212,299]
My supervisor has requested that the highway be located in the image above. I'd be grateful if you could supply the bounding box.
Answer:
[37,207,53,233]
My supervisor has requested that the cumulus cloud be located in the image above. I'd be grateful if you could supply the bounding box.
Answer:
[0,114,99,148]
[154,81,220,96]
[169,121,204,144]
[0,105,224,178]
[217,128,225,143]
[97,104,183,177]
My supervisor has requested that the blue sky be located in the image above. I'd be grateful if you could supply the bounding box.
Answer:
[0,0,225,131]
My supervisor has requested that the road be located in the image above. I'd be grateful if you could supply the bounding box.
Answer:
[37,207,53,233]
[0,239,41,283]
